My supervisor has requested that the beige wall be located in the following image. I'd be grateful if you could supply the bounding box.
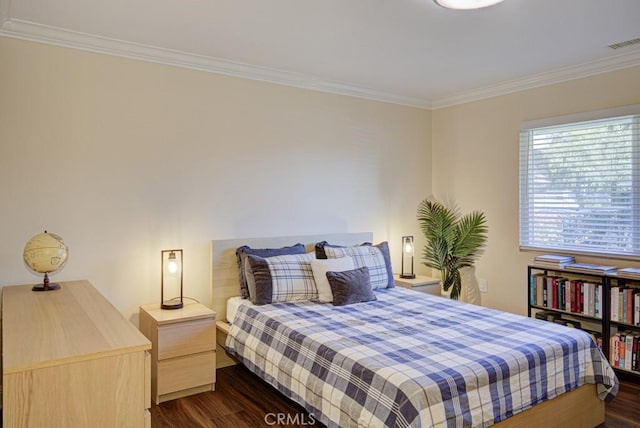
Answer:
[4,35,639,321]
[0,37,432,321]
[433,66,640,315]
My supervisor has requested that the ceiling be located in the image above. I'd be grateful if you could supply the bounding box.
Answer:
[1,0,640,108]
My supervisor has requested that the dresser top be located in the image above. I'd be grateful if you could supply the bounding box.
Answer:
[2,280,151,373]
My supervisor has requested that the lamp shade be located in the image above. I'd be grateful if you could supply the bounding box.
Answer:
[400,236,415,279]
[161,249,183,309]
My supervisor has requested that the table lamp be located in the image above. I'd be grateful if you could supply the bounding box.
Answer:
[161,249,183,309]
[400,236,415,279]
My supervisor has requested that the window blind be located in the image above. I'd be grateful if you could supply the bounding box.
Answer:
[519,107,640,258]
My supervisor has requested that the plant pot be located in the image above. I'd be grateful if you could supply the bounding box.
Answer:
[460,266,481,305]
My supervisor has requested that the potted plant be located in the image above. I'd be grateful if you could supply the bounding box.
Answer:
[417,197,488,300]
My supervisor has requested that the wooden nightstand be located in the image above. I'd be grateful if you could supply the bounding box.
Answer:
[394,274,441,295]
[139,301,216,404]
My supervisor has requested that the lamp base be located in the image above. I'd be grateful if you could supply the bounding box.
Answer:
[161,300,184,310]
[399,274,416,279]
[32,283,61,291]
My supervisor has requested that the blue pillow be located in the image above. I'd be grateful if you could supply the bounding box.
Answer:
[326,267,376,306]
[235,243,305,299]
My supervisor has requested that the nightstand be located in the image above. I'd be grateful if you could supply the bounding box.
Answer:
[139,302,216,404]
[394,274,441,295]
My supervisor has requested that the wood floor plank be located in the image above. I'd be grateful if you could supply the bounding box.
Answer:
[151,365,640,427]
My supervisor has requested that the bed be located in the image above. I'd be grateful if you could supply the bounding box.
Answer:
[211,233,618,427]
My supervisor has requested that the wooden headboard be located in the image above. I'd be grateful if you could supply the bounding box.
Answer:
[210,232,372,322]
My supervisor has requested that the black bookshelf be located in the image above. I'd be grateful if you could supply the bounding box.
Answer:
[527,264,640,382]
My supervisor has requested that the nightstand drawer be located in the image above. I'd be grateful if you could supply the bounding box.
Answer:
[157,318,215,360]
[157,351,216,395]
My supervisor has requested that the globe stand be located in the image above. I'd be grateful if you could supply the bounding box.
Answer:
[32,273,61,292]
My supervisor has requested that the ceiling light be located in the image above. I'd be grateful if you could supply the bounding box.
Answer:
[434,0,504,10]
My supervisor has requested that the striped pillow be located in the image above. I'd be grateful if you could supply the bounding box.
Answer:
[322,242,394,290]
[246,253,317,305]
[235,243,306,299]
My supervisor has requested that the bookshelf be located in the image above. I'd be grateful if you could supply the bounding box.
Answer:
[527,264,640,382]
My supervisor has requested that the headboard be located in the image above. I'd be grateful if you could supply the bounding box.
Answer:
[210,232,372,321]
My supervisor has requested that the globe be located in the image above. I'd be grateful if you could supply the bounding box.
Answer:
[23,230,68,291]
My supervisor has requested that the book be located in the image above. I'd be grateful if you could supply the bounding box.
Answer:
[536,275,545,307]
[616,267,640,279]
[619,289,625,324]
[620,331,627,368]
[534,254,575,264]
[625,333,634,370]
[569,280,580,313]
[595,284,602,319]
[611,287,620,322]
[622,288,628,323]
[626,288,634,324]
[533,261,571,270]
[530,273,547,306]
[565,263,617,274]
[554,318,581,329]
[631,334,640,371]
[582,282,590,316]
[611,334,620,367]
[534,311,561,322]
[587,282,596,317]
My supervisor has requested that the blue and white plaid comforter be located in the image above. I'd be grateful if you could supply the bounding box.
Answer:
[226,287,618,427]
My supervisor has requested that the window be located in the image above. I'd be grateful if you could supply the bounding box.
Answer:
[519,105,640,258]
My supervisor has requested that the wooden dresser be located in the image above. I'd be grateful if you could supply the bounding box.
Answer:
[2,280,152,428]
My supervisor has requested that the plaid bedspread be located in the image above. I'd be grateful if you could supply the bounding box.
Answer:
[226,288,618,427]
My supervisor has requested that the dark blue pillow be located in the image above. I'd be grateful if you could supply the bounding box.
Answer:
[326,266,376,306]
[235,243,305,299]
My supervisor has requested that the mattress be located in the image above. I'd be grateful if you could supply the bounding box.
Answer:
[225,287,618,428]
[226,296,252,323]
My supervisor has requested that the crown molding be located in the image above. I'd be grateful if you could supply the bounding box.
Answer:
[0,0,9,27]
[431,50,640,109]
[0,18,432,109]
[2,17,640,111]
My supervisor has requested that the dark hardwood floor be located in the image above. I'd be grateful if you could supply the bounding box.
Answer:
[603,375,640,428]
[152,364,320,428]
[151,365,640,427]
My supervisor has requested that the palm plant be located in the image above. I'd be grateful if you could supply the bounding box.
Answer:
[417,197,488,300]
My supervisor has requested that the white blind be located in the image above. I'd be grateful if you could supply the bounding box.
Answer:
[519,108,640,258]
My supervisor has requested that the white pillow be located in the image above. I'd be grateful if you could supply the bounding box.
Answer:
[310,257,355,302]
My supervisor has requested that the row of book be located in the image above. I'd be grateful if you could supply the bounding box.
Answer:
[611,330,640,372]
[529,273,603,318]
[534,311,603,350]
[610,286,640,325]
[530,273,640,324]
